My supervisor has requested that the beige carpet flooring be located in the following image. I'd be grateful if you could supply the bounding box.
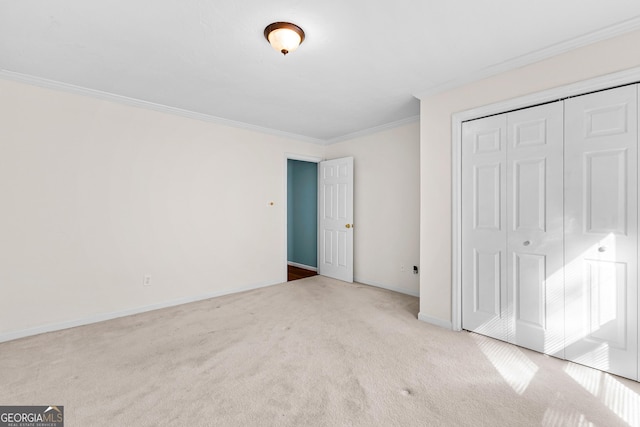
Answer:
[2,275,640,426]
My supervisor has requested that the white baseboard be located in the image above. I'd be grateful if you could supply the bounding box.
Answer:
[354,277,420,297]
[418,312,453,330]
[287,261,318,272]
[0,280,281,343]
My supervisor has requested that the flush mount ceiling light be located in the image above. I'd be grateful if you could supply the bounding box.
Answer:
[264,22,305,56]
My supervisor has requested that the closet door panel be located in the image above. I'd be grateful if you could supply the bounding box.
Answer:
[507,102,564,357]
[565,84,638,380]
[462,115,508,342]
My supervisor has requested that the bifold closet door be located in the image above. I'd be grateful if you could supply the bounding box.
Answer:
[462,102,563,354]
[462,115,508,342]
[507,102,564,357]
[564,85,638,380]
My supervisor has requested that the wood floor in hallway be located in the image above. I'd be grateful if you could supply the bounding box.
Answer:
[288,264,318,281]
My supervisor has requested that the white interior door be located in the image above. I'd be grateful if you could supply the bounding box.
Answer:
[506,102,564,357]
[564,84,638,380]
[462,115,508,342]
[318,157,354,283]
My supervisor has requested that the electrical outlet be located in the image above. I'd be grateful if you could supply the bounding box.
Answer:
[143,275,152,287]
[413,266,419,275]
[400,265,405,272]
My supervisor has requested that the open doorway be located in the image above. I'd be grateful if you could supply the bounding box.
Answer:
[287,158,319,282]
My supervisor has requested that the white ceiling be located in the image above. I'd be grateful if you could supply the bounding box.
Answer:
[1,1,640,143]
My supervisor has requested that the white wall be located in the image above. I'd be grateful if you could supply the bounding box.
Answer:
[0,78,421,341]
[0,79,324,340]
[326,121,420,296]
[418,29,640,325]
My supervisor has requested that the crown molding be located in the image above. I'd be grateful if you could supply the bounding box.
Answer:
[324,114,420,145]
[1,69,417,145]
[414,15,640,100]
[0,70,327,145]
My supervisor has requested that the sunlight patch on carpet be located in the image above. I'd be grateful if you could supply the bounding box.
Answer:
[542,402,595,427]
[471,334,538,395]
[565,362,640,426]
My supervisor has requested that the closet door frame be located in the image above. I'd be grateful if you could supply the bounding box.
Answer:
[452,66,640,332]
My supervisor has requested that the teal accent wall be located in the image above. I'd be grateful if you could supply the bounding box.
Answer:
[287,160,318,268]
[287,163,295,261]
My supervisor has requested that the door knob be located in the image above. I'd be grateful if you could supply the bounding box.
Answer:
[345,224,352,229]
[523,240,531,246]
[598,246,607,252]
